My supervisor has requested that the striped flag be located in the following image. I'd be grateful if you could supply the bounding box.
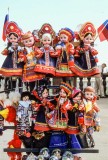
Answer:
[2,14,9,41]
[97,20,108,42]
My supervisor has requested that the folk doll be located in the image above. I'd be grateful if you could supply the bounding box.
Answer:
[34,23,57,76]
[0,21,23,76]
[55,27,75,77]
[83,86,100,132]
[69,22,100,77]
[32,86,54,148]
[19,31,44,84]
[65,87,82,160]
[48,82,73,149]
[62,151,74,160]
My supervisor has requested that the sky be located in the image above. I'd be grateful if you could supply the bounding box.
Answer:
[0,0,108,67]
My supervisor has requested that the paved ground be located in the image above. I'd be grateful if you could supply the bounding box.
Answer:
[0,98,108,160]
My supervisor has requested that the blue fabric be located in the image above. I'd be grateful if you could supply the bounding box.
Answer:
[49,132,68,149]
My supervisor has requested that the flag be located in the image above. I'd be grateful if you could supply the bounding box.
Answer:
[2,14,9,41]
[97,20,108,42]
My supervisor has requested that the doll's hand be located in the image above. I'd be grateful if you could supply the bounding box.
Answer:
[8,46,14,52]
[11,42,18,49]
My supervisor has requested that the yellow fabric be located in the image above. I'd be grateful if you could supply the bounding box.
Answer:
[10,145,14,148]
[85,101,92,113]
[0,108,9,119]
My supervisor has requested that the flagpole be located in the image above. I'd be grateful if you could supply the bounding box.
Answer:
[94,21,108,41]
[8,7,9,14]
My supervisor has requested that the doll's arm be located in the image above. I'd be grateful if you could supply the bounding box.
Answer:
[93,102,100,112]
[90,47,98,56]
[1,48,9,55]
[18,51,27,63]
[34,47,43,58]
[61,101,73,113]
[67,43,74,55]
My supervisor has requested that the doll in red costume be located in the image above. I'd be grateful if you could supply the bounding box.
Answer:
[48,82,73,149]
[83,86,100,132]
[19,31,44,84]
[55,27,75,77]
[69,22,100,77]
[34,23,57,76]
[0,21,23,77]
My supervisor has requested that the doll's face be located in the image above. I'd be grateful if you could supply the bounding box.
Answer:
[42,36,52,47]
[23,36,34,47]
[60,88,67,98]
[42,89,48,98]
[84,91,94,100]
[73,92,82,102]
[8,34,18,43]
[83,34,93,45]
[60,34,68,43]
[22,95,29,101]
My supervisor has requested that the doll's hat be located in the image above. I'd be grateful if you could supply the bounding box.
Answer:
[84,86,95,93]
[38,23,56,39]
[60,82,73,97]
[5,21,22,37]
[58,27,75,41]
[21,31,33,40]
[79,22,96,40]
[72,87,81,98]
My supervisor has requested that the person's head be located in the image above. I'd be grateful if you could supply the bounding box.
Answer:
[22,31,35,47]
[41,33,52,47]
[84,86,95,100]
[102,63,107,69]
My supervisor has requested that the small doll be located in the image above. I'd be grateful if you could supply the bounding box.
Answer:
[34,23,57,76]
[0,21,24,77]
[16,91,32,137]
[69,22,100,77]
[32,86,54,148]
[47,82,73,130]
[48,82,73,149]
[39,147,50,160]
[51,149,61,160]
[49,155,58,160]
[83,86,100,132]
[26,152,37,160]
[20,31,44,84]
[65,87,82,160]
[62,151,74,160]
[55,27,75,77]
[37,155,45,160]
